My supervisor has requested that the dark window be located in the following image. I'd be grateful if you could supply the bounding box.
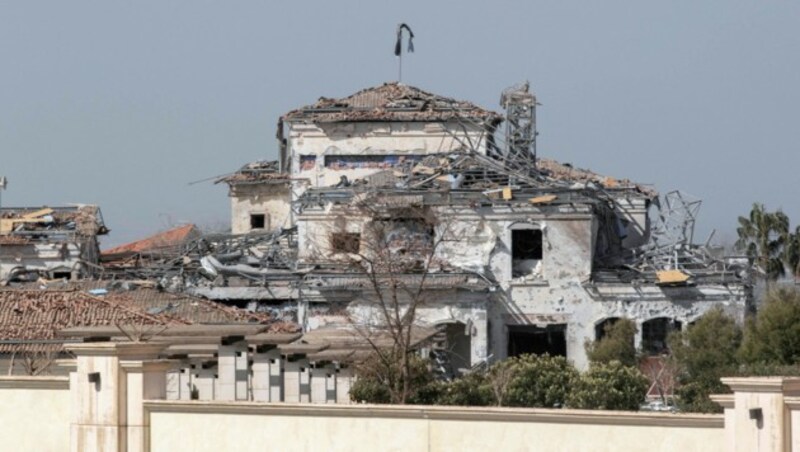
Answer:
[507,324,567,358]
[642,318,682,355]
[512,229,543,260]
[250,214,266,230]
[595,317,621,341]
[331,232,361,254]
[52,271,72,280]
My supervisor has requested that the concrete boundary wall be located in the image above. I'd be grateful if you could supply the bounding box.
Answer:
[4,345,800,451]
[144,401,723,452]
[0,376,70,452]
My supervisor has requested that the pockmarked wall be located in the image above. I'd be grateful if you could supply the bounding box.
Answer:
[146,402,724,452]
[0,377,70,452]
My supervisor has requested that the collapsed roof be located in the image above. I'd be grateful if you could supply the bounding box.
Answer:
[102,224,201,258]
[302,150,657,202]
[215,160,289,186]
[282,82,503,125]
[0,205,108,243]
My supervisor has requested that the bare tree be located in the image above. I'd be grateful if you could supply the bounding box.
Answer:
[486,359,516,406]
[319,193,453,403]
[641,355,677,406]
[7,350,58,376]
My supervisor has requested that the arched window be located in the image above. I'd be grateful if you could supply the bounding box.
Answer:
[642,317,682,354]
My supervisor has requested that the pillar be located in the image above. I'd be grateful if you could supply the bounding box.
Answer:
[218,342,248,401]
[335,367,354,405]
[713,377,800,452]
[65,342,173,452]
[252,347,282,402]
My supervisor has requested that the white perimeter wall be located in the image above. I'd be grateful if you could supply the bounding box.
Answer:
[146,402,723,452]
[0,377,70,452]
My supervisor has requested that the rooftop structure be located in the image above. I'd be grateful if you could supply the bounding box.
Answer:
[282,82,503,124]
[0,205,108,283]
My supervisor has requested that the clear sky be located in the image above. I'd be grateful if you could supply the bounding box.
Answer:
[1,1,798,247]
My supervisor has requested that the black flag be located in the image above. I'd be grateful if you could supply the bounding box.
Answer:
[394,23,415,56]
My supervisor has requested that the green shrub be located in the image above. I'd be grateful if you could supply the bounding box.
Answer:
[674,379,728,414]
[585,319,638,367]
[435,372,493,406]
[349,376,391,404]
[668,307,742,413]
[740,287,800,365]
[349,353,434,404]
[504,354,578,408]
[567,361,649,411]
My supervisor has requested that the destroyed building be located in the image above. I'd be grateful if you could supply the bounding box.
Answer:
[103,81,746,375]
[216,81,745,371]
[216,161,292,234]
[0,205,108,284]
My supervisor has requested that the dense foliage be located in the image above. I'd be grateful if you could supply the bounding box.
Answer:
[585,319,638,367]
[668,308,741,412]
[504,354,578,408]
[567,361,649,411]
[739,288,800,365]
[349,353,435,404]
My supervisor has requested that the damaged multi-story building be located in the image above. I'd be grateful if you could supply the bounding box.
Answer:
[210,81,746,371]
[0,205,108,284]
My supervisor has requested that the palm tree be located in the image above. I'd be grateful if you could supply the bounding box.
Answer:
[736,203,789,283]
[784,225,800,283]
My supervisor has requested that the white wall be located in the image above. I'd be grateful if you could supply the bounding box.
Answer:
[287,121,488,196]
[146,402,724,452]
[0,377,70,452]
[229,183,291,235]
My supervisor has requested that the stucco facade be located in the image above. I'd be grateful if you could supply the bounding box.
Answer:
[218,81,745,372]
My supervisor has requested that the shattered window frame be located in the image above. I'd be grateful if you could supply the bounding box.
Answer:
[323,154,426,171]
[330,232,361,254]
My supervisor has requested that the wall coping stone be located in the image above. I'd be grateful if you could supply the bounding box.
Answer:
[0,376,69,390]
[721,377,800,394]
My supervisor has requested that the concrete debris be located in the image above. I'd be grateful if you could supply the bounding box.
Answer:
[0,205,108,284]
[282,82,503,125]
[214,160,289,186]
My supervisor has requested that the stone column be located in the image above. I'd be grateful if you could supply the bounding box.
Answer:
[252,347,282,402]
[713,377,800,452]
[65,342,172,452]
[335,366,355,405]
[218,341,248,401]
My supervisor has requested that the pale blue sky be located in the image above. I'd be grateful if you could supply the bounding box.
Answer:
[1,1,798,246]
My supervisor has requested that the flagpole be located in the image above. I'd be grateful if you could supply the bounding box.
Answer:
[395,23,413,84]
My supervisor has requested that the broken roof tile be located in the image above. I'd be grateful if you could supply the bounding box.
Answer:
[282,82,502,124]
[102,224,200,257]
[215,160,289,186]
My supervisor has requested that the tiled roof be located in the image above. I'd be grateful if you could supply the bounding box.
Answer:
[0,289,182,353]
[282,82,502,124]
[102,224,200,256]
[101,288,272,324]
[0,284,299,353]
